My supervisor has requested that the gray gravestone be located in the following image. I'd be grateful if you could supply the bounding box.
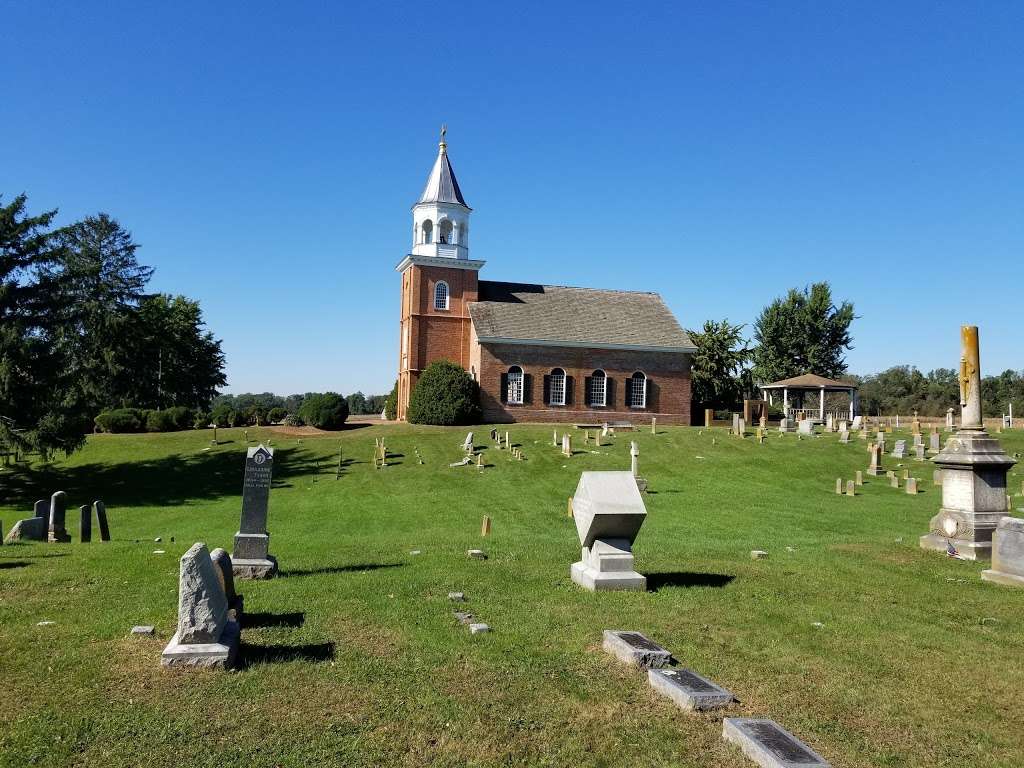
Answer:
[209,547,242,614]
[570,472,647,591]
[79,504,91,543]
[94,501,110,541]
[982,517,1024,587]
[798,419,814,435]
[33,499,47,520]
[839,430,849,444]
[161,542,239,669]
[891,440,906,459]
[602,629,671,668]
[915,444,926,461]
[232,445,277,579]
[648,667,734,711]
[47,491,71,543]
[723,718,831,767]
[5,516,45,543]
[930,432,941,452]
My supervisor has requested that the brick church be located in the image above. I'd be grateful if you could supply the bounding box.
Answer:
[396,131,695,425]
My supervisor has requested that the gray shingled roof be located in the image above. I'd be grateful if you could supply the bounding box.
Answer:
[470,282,694,351]
[417,143,469,208]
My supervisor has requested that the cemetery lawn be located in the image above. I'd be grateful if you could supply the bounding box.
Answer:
[2,424,1024,768]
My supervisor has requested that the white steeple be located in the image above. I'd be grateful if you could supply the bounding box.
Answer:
[412,126,471,259]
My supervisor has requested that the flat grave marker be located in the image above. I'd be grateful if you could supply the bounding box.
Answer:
[602,629,671,668]
[723,718,831,768]
[648,667,734,711]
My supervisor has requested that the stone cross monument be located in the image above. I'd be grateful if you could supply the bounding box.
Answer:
[920,326,1016,560]
[232,445,278,578]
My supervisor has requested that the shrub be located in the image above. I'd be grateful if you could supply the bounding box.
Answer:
[298,392,349,430]
[283,413,303,427]
[193,410,211,430]
[94,408,147,433]
[384,381,398,421]
[146,407,192,432]
[406,361,480,426]
[211,403,243,427]
[268,407,287,424]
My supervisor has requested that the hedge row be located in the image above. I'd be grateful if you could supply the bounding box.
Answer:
[94,407,203,433]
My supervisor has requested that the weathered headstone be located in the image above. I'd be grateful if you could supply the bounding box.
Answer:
[79,505,91,543]
[461,432,474,452]
[834,478,842,495]
[5,515,46,543]
[839,430,849,444]
[906,477,918,494]
[921,326,1017,560]
[33,499,47,520]
[732,413,740,435]
[867,443,883,476]
[890,474,900,489]
[209,547,242,615]
[846,480,855,497]
[232,445,278,579]
[855,470,863,485]
[602,629,671,668]
[981,517,1024,587]
[930,432,941,452]
[705,408,714,428]
[723,718,831,768]
[915,444,926,461]
[798,419,814,435]
[570,472,647,591]
[852,415,863,430]
[161,542,240,669]
[946,407,955,430]
[891,440,906,459]
[47,491,71,543]
[933,469,942,486]
[737,417,746,437]
[94,501,111,541]
[648,667,734,711]
[778,417,791,433]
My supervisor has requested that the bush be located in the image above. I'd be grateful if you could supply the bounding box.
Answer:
[298,392,349,430]
[211,403,243,427]
[193,410,211,430]
[407,361,480,426]
[268,407,287,424]
[94,408,147,433]
[384,381,398,421]
[283,413,303,427]
[146,406,192,432]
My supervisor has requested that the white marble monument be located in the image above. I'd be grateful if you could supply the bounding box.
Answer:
[570,471,647,591]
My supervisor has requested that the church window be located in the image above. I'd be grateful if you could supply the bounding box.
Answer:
[549,368,566,406]
[438,219,453,244]
[588,370,607,407]
[629,371,647,408]
[507,366,524,405]
[434,281,450,310]
[422,219,433,244]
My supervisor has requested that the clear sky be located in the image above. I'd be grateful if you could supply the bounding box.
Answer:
[4,2,1022,395]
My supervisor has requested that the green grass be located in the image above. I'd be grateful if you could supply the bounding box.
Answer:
[1,423,1023,767]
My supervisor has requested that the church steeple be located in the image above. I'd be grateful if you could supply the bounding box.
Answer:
[412,126,471,259]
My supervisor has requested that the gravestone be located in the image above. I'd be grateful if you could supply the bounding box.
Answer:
[834,478,842,495]
[891,440,907,459]
[94,501,111,541]
[825,414,834,432]
[461,432,474,452]
[778,417,791,433]
[855,470,863,486]
[922,326,1017,560]
[852,415,863,430]
[47,491,71,543]
[981,517,1024,587]
[161,542,240,669]
[723,718,831,768]
[930,432,941,452]
[946,408,955,430]
[648,667,734,711]
[602,629,671,668]
[913,433,924,448]
[732,413,740,435]
[890,474,900,489]
[798,419,814,435]
[933,469,942,486]
[232,445,278,579]
[5,516,45,543]
[79,505,91,543]
[867,443,883,476]
[562,433,572,457]
[737,417,746,436]
[906,477,918,494]
[915,444,926,461]
[839,430,849,444]
[570,472,647,591]
[846,480,855,497]
[33,499,47,520]
[705,408,714,428]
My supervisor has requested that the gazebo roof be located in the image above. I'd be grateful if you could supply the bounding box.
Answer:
[759,373,857,391]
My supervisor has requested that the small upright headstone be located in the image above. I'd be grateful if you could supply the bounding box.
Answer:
[33,499,47,520]
[846,480,855,497]
[933,469,943,486]
[867,443,883,476]
[79,505,91,543]
[737,417,746,437]
[232,445,278,579]
[855,470,863,485]
[891,440,907,459]
[732,413,740,435]
[930,432,941,452]
[630,442,639,477]
[981,517,1024,588]
[834,478,842,495]
[94,501,111,541]
[915,444,926,461]
[209,547,242,615]
[481,515,492,537]
[778,417,791,433]
[47,491,71,543]
[905,477,918,494]
[839,430,849,444]
[890,474,900,489]
[798,419,814,435]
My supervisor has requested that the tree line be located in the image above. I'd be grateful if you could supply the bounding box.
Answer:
[208,390,390,428]
[1,194,226,456]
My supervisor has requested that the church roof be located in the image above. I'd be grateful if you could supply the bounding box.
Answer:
[759,373,857,390]
[470,282,694,352]
[417,141,470,209]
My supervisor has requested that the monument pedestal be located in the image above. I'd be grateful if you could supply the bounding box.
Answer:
[571,538,646,591]
[161,619,240,669]
[920,429,1016,561]
[232,532,278,579]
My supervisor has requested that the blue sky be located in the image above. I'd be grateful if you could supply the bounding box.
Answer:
[4,2,1022,395]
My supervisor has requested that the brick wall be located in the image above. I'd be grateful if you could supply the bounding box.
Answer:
[477,342,692,425]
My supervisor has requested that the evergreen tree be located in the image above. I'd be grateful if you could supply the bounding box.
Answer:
[687,319,751,410]
[752,282,854,383]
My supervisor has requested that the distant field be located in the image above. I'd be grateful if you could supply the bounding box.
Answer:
[1,424,1022,768]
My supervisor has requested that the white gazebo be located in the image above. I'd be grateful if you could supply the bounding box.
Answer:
[758,374,859,424]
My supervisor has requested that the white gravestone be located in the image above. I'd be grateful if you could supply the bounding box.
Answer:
[891,440,906,459]
[798,419,814,435]
[570,472,647,591]
[982,517,1024,587]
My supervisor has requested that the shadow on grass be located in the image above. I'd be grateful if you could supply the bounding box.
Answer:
[279,562,405,578]
[645,571,735,591]
[0,446,323,509]
[239,641,335,668]
[244,611,305,629]
[0,560,30,570]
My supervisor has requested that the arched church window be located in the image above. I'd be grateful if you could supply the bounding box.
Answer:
[549,368,566,406]
[587,370,607,407]
[434,281,450,311]
[628,371,647,408]
[438,219,453,245]
[422,219,433,244]
[507,366,524,405]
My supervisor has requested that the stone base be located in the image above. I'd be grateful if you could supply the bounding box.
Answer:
[47,530,71,543]
[231,556,278,580]
[571,561,646,591]
[161,620,240,669]
[981,569,1024,588]
[867,468,882,476]
[919,533,991,561]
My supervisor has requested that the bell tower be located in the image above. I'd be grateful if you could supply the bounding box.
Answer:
[395,128,485,421]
